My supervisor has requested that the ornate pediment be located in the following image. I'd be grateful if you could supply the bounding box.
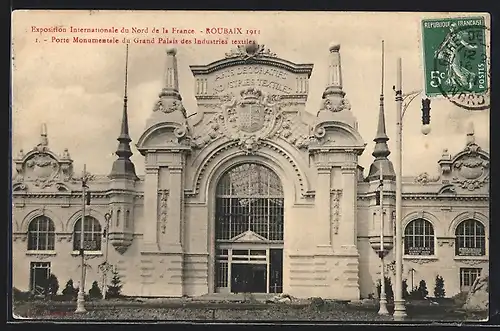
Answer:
[13,125,75,189]
[438,136,489,191]
[451,144,489,191]
[416,124,490,192]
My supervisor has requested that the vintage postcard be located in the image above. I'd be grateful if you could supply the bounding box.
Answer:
[10,10,490,322]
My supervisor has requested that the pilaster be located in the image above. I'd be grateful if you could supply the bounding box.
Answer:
[142,166,160,251]
[158,163,184,253]
[316,166,333,249]
[341,162,358,251]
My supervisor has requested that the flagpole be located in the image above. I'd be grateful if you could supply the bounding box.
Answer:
[75,164,87,313]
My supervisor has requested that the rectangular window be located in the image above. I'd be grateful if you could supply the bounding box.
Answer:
[460,268,482,291]
[216,261,228,288]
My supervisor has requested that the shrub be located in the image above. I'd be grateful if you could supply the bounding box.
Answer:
[376,277,394,302]
[61,279,78,300]
[45,273,59,298]
[107,269,123,299]
[89,281,103,300]
[452,291,469,306]
[410,279,429,300]
[13,287,33,302]
[434,275,446,298]
[310,297,324,307]
[402,279,410,299]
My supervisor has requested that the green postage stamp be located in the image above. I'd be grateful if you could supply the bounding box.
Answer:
[421,16,489,110]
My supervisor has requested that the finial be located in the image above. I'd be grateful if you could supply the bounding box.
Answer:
[329,43,341,52]
[62,148,71,159]
[161,47,180,94]
[466,121,475,145]
[120,43,130,138]
[380,40,384,95]
[40,123,48,146]
[322,42,344,100]
[441,148,451,160]
[124,44,129,102]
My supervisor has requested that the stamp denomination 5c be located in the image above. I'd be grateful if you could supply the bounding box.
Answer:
[422,16,490,110]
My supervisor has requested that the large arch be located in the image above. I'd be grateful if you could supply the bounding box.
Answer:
[204,152,294,294]
[194,140,309,205]
[211,162,285,294]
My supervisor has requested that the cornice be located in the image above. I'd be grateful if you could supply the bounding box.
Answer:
[195,94,308,101]
[190,57,314,77]
[357,192,488,202]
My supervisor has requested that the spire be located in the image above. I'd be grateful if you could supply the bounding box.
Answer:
[372,40,390,159]
[109,44,138,181]
[466,121,475,145]
[367,40,395,181]
[160,48,181,101]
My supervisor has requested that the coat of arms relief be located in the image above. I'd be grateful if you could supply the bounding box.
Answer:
[193,87,285,154]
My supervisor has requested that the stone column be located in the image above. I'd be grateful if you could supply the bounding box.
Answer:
[341,163,358,250]
[142,166,159,251]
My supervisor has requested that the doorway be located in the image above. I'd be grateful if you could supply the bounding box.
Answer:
[30,262,51,295]
[231,263,267,293]
[214,163,285,294]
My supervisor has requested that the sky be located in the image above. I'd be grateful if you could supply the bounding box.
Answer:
[12,11,490,178]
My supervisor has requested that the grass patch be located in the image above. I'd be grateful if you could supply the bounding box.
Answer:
[11,296,486,322]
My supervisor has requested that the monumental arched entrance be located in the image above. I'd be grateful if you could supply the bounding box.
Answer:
[137,42,366,300]
[214,163,284,294]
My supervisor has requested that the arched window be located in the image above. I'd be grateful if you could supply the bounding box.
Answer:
[404,219,435,255]
[28,216,55,251]
[455,219,486,256]
[215,163,284,241]
[73,216,102,251]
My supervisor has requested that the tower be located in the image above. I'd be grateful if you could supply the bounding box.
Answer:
[108,44,139,254]
[367,41,395,264]
[136,47,191,297]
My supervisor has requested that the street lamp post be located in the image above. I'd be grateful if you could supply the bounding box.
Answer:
[75,164,89,313]
[101,211,113,300]
[378,164,389,315]
[393,58,429,321]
